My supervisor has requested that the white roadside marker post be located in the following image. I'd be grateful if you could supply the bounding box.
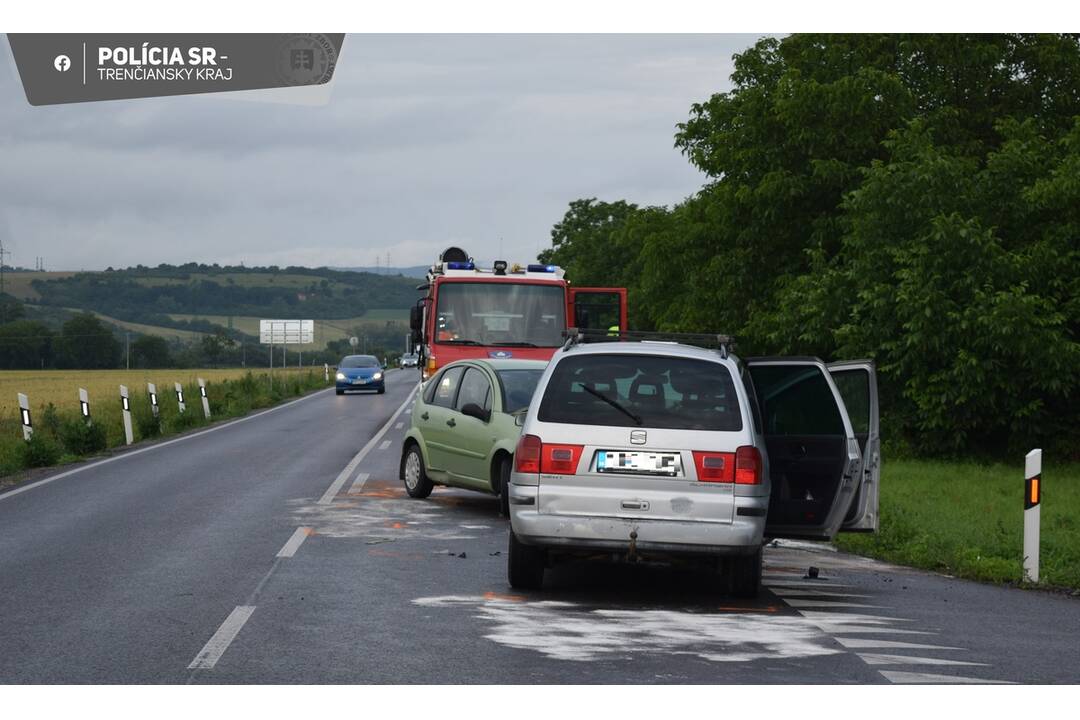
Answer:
[79,388,91,426]
[324,363,329,383]
[119,385,133,445]
[147,382,160,423]
[198,378,211,419]
[1023,448,1042,583]
[18,392,33,440]
[175,382,186,414]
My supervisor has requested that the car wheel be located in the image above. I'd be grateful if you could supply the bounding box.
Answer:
[507,531,545,590]
[378,387,386,394]
[498,457,511,518]
[402,443,433,499]
[730,546,763,598]
[335,389,344,396]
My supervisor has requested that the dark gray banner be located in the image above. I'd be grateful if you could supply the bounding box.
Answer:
[8,34,345,105]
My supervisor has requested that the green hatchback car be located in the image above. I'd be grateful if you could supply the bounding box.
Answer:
[399,358,547,516]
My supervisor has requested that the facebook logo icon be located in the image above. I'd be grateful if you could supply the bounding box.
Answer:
[53,54,71,72]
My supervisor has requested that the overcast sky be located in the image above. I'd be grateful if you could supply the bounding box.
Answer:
[0,34,757,271]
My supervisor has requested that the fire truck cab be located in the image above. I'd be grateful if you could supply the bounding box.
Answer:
[410,247,627,380]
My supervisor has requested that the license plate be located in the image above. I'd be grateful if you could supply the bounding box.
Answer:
[596,450,682,476]
[353,379,368,385]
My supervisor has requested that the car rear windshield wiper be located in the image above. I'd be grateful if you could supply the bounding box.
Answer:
[577,383,643,426]
[441,339,482,345]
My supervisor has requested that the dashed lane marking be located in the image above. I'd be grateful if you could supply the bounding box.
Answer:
[378,440,392,451]
[317,385,418,505]
[349,472,370,495]
[187,606,255,670]
[394,422,404,429]
[276,527,311,558]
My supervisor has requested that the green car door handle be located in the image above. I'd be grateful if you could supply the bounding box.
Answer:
[421,412,429,421]
[447,418,456,427]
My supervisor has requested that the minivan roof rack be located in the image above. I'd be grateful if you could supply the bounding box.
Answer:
[561,328,736,359]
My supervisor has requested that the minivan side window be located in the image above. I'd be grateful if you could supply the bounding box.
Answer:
[431,366,465,408]
[455,368,492,413]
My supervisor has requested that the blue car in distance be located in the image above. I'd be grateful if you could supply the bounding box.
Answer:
[335,355,386,395]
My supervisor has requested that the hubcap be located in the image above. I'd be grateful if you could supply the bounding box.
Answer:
[404,451,420,489]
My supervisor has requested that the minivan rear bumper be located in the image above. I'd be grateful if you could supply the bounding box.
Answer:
[509,484,767,557]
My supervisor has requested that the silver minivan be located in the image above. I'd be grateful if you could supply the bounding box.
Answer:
[507,339,879,596]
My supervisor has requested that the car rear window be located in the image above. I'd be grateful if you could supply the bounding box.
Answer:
[497,369,544,413]
[537,354,742,431]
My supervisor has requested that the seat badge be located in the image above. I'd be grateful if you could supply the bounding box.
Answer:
[630,430,647,445]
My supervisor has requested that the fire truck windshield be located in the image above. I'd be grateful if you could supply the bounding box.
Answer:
[434,282,566,348]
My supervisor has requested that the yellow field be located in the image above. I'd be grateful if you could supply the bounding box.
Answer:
[1,367,310,416]
[3,272,78,300]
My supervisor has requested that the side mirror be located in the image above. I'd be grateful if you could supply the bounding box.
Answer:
[461,403,490,423]
[513,410,527,427]
[410,305,423,332]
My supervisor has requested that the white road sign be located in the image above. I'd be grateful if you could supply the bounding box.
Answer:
[260,319,314,345]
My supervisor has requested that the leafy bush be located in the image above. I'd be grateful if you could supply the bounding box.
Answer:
[133,405,161,440]
[57,418,107,456]
[20,433,62,468]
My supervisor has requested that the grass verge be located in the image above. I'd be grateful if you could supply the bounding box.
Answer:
[1,368,330,482]
[835,458,1080,591]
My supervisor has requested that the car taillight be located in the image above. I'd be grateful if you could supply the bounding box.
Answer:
[735,445,762,485]
[540,444,584,475]
[515,434,542,474]
[692,451,735,483]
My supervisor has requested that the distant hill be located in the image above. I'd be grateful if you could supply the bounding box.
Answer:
[335,265,429,278]
[19,264,421,340]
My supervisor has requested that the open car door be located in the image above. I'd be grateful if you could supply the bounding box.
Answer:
[746,358,863,541]
[828,360,880,532]
[568,287,627,333]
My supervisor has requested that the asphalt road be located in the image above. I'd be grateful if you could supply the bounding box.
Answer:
[1,367,1077,684]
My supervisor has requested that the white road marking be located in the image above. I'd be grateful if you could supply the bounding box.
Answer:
[770,590,873,598]
[318,385,418,505]
[349,472,370,494]
[394,422,404,429]
[0,388,333,503]
[765,582,856,589]
[810,625,935,636]
[858,653,988,667]
[879,670,1012,684]
[187,605,255,670]
[276,527,310,558]
[782,599,890,609]
[834,638,963,651]
[378,440,392,451]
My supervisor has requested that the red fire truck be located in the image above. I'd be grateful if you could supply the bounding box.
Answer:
[409,247,627,379]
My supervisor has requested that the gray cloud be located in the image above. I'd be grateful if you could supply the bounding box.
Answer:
[0,34,759,270]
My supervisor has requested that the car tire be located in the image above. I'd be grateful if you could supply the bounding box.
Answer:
[507,531,545,590]
[402,443,434,499]
[730,546,763,598]
[335,389,344,396]
[378,387,386,394]
[497,457,511,518]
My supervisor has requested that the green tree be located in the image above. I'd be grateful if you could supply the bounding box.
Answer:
[0,292,25,323]
[132,334,171,368]
[200,328,231,366]
[54,313,121,369]
[0,320,53,369]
